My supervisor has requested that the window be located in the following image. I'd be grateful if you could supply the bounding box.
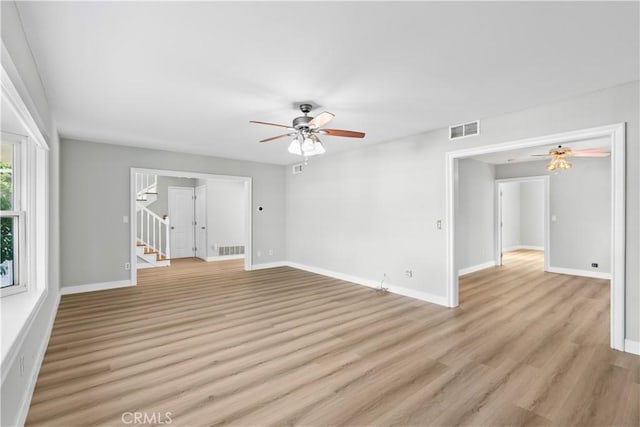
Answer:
[1,134,27,296]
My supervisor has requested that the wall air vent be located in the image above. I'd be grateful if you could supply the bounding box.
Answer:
[218,246,244,256]
[292,163,304,175]
[449,120,480,140]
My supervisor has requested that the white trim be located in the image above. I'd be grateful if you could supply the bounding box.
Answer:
[0,60,48,150]
[287,261,449,307]
[250,261,288,270]
[495,176,550,272]
[130,168,253,286]
[458,260,497,276]
[446,123,626,351]
[547,266,612,280]
[14,293,60,427]
[206,255,245,262]
[60,280,133,295]
[502,245,545,252]
[624,339,640,355]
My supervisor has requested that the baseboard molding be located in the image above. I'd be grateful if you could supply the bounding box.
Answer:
[15,292,60,427]
[287,261,448,307]
[503,245,544,252]
[458,260,497,276]
[625,339,640,355]
[547,266,611,280]
[250,261,288,271]
[60,280,133,295]
[205,255,245,262]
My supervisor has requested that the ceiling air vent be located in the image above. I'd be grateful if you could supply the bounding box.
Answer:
[449,120,480,140]
[292,163,304,175]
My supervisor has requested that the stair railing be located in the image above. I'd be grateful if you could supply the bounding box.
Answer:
[137,206,170,259]
[135,173,158,200]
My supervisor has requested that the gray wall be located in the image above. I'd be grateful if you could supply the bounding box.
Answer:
[496,158,611,274]
[61,139,286,287]
[1,2,60,425]
[520,181,544,248]
[286,80,639,342]
[501,182,521,251]
[456,158,495,271]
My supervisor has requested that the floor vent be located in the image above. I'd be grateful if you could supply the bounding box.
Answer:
[449,120,480,140]
[218,246,245,256]
[292,163,304,175]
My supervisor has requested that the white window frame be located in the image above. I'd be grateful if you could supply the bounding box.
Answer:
[0,134,28,297]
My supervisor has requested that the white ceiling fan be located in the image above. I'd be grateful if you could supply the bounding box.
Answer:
[531,145,610,171]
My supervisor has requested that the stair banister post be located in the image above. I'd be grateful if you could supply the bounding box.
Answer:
[153,216,156,253]
[166,217,171,260]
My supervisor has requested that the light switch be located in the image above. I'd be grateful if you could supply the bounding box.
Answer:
[551,215,557,222]
[123,215,129,223]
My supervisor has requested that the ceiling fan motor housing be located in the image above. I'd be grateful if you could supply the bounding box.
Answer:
[293,115,313,130]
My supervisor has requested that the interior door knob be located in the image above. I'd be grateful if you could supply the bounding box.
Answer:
[171,226,175,230]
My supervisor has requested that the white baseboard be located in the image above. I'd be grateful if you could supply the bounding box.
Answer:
[15,292,60,427]
[503,245,544,252]
[458,260,497,276]
[547,266,611,280]
[205,255,245,262]
[60,280,133,295]
[250,261,288,271]
[286,261,448,307]
[625,339,640,355]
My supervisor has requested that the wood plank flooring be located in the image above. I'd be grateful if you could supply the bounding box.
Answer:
[27,251,639,426]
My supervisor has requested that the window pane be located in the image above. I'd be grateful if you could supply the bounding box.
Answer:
[0,143,14,211]
[1,216,18,288]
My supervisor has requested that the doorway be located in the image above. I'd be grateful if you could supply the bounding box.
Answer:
[445,123,626,351]
[495,176,549,271]
[130,168,252,285]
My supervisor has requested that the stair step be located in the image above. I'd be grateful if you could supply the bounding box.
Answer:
[136,242,145,247]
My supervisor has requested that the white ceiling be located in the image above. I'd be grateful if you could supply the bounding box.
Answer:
[15,2,639,165]
[470,137,612,165]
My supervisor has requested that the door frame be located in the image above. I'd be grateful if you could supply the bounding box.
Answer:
[495,176,550,271]
[167,186,196,259]
[130,168,252,285]
[194,184,208,260]
[445,123,626,351]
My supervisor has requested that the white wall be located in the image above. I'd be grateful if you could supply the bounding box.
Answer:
[520,181,544,248]
[285,80,638,342]
[496,158,611,274]
[1,2,60,425]
[501,182,521,251]
[455,159,495,272]
[199,179,247,258]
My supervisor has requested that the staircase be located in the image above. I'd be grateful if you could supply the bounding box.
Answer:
[135,173,170,269]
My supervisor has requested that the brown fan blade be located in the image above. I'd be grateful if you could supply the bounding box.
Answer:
[320,129,365,138]
[260,134,292,143]
[571,152,610,157]
[250,120,293,129]
[308,112,335,129]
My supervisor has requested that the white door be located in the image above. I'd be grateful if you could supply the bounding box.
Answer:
[168,187,195,258]
[195,185,207,260]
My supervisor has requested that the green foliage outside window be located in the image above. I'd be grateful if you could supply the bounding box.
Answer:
[0,161,13,264]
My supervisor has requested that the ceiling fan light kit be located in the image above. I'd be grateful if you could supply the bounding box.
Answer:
[251,104,365,159]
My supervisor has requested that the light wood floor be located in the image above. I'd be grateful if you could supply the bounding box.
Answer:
[27,251,638,426]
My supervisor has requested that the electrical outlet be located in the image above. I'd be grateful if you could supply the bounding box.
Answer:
[591,263,599,268]
[436,220,442,230]
[268,249,273,256]
[257,250,262,257]
[124,262,131,270]
[405,270,413,278]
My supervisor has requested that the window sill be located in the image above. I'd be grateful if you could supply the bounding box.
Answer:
[0,285,47,378]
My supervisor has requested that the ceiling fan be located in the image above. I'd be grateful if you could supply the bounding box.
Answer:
[531,145,610,171]
[250,104,365,157]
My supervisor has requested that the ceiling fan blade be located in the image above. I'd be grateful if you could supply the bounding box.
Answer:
[530,154,550,157]
[260,133,292,143]
[308,112,335,129]
[320,129,365,138]
[571,152,611,157]
[250,120,293,129]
